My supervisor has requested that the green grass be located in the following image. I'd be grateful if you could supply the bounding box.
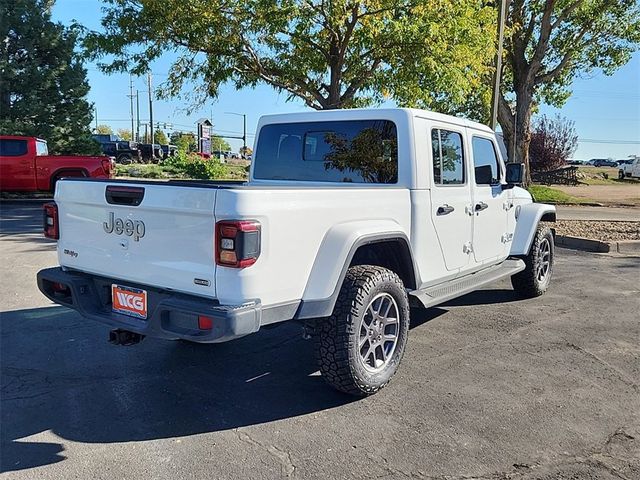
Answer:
[527,185,590,205]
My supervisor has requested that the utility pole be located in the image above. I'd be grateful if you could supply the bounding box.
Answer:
[128,75,135,140]
[242,114,247,154]
[136,90,140,142]
[490,0,507,131]
[147,72,154,144]
[94,106,98,132]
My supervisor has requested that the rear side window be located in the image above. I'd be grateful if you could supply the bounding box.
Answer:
[253,120,398,183]
[36,140,48,156]
[472,137,500,185]
[0,139,28,156]
[431,129,465,185]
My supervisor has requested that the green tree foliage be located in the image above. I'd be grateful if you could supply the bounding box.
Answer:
[211,136,231,153]
[0,0,100,154]
[96,124,113,134]
[170,131,197,152]
[153,129,168,145]
[84,0,494,110]
[497,0,640,175]
[116,128,132,140]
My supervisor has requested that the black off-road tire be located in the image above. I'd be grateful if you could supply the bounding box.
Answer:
[511,225,554,298]
[117,154,133,165]
[316,265,410,396]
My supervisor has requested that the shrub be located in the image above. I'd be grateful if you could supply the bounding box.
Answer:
[163,151,229,180]
[529,115,578,173]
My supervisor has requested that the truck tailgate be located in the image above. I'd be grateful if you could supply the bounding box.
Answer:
[55,180,218,298]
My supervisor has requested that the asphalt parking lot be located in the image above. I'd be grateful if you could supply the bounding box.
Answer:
[1,201,639,480]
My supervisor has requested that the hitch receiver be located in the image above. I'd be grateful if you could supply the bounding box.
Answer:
[109,329,145,346]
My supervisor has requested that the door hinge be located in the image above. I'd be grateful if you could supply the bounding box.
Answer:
[503,201,514,211]
[463,242,473,254]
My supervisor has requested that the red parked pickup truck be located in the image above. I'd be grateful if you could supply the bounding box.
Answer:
[0,136,115,192]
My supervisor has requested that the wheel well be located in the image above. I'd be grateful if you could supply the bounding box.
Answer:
[349,239,417,290]
[541,211,556,222]
[50,169,88,191]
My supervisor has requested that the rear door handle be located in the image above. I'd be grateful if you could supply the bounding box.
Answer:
[475,202,488,212]
[437,204,455,216]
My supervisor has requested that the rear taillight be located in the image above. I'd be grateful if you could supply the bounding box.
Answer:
[215,220,261,268]
[102,158,115,177]
[43,202,59,239]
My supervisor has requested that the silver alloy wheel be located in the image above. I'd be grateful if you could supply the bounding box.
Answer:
[358,292,400,373]
[536,237,551,283]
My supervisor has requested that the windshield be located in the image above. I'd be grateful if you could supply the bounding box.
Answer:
[253,120,398,183]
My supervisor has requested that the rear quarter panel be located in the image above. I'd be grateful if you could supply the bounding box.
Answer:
[215,187,412,307]
[38,156,110,190]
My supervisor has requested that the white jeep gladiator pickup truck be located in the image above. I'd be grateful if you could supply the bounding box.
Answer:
[37,108,556,396]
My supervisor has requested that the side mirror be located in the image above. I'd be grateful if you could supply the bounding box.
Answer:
[474,165,494,185]
[504,162,525,188]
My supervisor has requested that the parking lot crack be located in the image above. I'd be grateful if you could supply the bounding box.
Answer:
[234,428,296,477]
[566,342,639,392]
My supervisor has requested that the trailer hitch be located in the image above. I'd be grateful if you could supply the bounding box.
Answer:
[109,329,145,346]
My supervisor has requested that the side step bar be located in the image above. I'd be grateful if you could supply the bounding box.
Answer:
[410,259,525,309]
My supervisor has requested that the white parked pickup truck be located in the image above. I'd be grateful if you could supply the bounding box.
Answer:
[619,158,640,180]
[38,108,556,396]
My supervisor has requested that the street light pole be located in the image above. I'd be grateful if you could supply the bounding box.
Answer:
[490,0,507,131]
[136,90,140,142]
[128,75,135,140]
[224,111,247,155]
[147,72,154,144]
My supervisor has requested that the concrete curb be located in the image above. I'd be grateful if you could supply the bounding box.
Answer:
[556,235,640,254]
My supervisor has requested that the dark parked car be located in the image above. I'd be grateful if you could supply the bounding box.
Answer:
[592,159,618,167]
[92,134,141,164]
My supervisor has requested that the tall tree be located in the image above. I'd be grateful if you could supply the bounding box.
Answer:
[211,136,231,152]
[116,128,132,140]
[83,0,494,110]
[153,129,168,144]
[96,124,114,134]
[497,0,640,176]
[0,0,100,154]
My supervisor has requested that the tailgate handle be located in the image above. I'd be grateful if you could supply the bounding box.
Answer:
[105,186,145,206]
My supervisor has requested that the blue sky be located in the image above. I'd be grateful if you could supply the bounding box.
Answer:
[52,0,639,159]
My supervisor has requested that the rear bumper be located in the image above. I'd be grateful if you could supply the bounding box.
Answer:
[37,267,261,343]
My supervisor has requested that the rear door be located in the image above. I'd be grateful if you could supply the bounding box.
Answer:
[429,126,473,272]
[55,180,218,298]
[469,134,509,264]
[0,138,35,190]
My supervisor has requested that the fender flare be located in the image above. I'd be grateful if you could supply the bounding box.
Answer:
[510,203,556,256]
[295,220,418,320]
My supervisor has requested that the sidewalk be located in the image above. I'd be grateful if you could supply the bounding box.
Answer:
[556,205,640,221]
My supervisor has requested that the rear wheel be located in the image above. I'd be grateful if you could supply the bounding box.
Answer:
[619,170,625,180]
[117,154,132,164]
[511,225,554,298]
[316,265,410,396]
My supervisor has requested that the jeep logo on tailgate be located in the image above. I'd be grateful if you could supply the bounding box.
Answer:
[103,212,145,241]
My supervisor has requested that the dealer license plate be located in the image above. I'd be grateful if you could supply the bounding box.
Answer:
[111,284,148,319]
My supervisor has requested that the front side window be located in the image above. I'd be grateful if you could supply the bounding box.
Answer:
[431,129,465,185]
[0,139,28,157]
[36,140,48,156]
[253,120,398,183]
[472,137,500,185]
